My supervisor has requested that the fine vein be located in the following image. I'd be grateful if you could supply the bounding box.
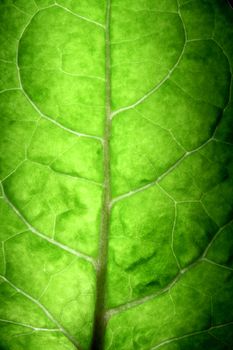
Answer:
[16,6,103,143]
[0,182,95,266]
[0,276,82,349]
[0,319,59,332]
[110,6,187,119]
[105,219,233,318]
[151,321,233,350]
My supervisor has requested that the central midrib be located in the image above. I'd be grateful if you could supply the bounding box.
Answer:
[90,0,111,349]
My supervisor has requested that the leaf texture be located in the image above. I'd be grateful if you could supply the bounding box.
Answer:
[0,0,233,349]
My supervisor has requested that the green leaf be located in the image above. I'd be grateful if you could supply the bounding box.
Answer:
[0,0,233,349]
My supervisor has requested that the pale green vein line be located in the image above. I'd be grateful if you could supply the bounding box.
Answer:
[105,219,233,319]
[203,258,233,272]
[111,136,212,206]
[59,67,106,81]
[0,319,60,332]
[1,242,6,275]
[55,3,105,29]
[0,59,15,64]
[134,108,187,152]
[49,166,104,187]
[0,276,82,349]
[110,7,187,118]
[1,160,26,183]
[27,158,104,188]
[111,30,166,45]
[156,184,181,270]
[11,3,31,16]
[202,219,233,257]
[0,88,21,94]
[111,51,232,205]
[21,89,103,142]
[111,4,177,14]
[15,9,103,143]
[151,321,233,349]
[0,182,96,267]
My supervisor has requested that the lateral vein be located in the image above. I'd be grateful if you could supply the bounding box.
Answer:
[0,276,82,349]
[0,182,96,267]
[105,219,233,318]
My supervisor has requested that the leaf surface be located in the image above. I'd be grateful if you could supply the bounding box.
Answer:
[0,0,233,349]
